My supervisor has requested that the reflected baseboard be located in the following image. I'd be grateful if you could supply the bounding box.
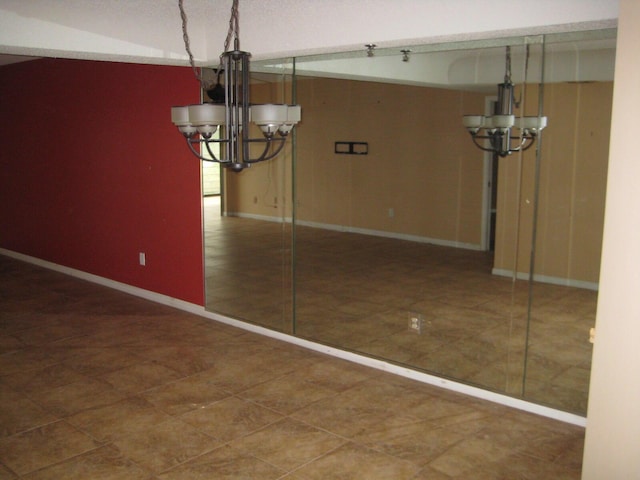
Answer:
[492,267,599,291]
[226,212,483,251]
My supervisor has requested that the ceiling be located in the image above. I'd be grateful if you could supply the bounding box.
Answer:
[0,0,618,88]
[0,0,619,70]
[254,31,617,90]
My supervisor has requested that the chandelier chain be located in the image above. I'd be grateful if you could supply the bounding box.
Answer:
[218,0,240,75]
[178,0,207,87]
[178,0,241,87]
[223,0,240,54]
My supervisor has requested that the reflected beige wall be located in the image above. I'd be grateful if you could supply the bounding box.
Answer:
[295,78,486,247]
[494,82,613,285]
[226,77,486,247]
[224,77,612,288]
[224,81,294,220]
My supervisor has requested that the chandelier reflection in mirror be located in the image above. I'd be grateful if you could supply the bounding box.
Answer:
[463,46,547,157]
[171,0,301,172]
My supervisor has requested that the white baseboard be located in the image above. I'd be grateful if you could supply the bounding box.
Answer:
[492,268,599,291]
[0,247,586,427]
[225,211,292,223]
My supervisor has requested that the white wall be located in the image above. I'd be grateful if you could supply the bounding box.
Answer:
[582,0,640,477]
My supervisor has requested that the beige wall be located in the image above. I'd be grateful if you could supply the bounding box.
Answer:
[583,0,640,476]
[294,77,486,247]
[493,81,613,286]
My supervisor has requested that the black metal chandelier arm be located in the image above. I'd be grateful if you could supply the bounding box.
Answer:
[469,133,537,156]
[471,134,535,157]
[469,135,505,154]
[472,133,535,141]
[243,136,287,164]
[183,135,288,165]
[519,136,537,152]
[203,138,224,163]
[497,134,534,154]
[185,137,228,163]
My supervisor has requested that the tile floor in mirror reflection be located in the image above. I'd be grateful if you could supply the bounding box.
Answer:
[0,254,585,479]
[205,198,595,416]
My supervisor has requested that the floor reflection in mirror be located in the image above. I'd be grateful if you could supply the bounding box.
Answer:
[204,197,594,414]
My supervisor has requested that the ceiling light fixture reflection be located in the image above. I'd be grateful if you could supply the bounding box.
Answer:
[463,46,547,157]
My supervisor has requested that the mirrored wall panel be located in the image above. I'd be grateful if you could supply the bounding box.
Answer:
[204,30,616,415]
[290,36,548,398]
[203,66,295,333]
[523,32,615,413]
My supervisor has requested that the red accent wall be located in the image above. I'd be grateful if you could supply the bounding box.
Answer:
[0,58,204,305]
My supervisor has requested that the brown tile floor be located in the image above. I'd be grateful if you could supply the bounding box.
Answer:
[0,255,584,478]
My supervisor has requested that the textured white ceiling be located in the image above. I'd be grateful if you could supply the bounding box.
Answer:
[0,0,619,67]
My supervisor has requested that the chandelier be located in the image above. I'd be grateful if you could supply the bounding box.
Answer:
[463,46,547,157]
[171,0,301,172]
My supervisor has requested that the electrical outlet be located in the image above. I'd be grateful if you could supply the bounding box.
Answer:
[408,312,425,334]
[139,252,146,266]
[388,208,395,218]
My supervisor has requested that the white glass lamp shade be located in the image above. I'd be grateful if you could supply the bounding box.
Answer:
[178,125,197,136]
[251,104,288,123]
[521,116,548,132]
[536,116,548,131]
[279,105,302,134]
[492,114,515,129]
[188,104,225,126]
[251,104,288,136]
[462,115,484,129]
[286,105,301,124]
[196,125,218,137]
[171,106,191,126]
[482,116,495,129]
